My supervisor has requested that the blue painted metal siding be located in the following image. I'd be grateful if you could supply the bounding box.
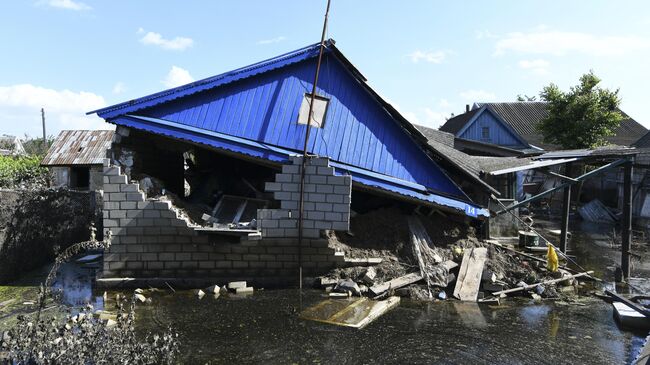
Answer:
[459,111,526,149]
[140,55,465,199]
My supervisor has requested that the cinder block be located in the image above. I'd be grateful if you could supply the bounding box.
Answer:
[304,184,316,193]
[126,192,145,202]
[120,201,137,210]
[103,184,120,193]
[141,253,158,261]
[103,211,109,219]
[126,210,144,218]
[271,209,290,219]
[281,183,298,192]
[314,221,331,230]
[126,245,144,253]
[103,166,121,176]
[160,210,177,218]
[280,200,298,210]
[317,166,334,175]
[109,175,127,184]
[265,228,285,237]
[308,175,327,184]
[326,194,344,204]
[279,219,297,228]
[109,193,126,202]
[147,262,164,270]
[199,261,215,269]
[232,261,248,269]
[137,201,154,209]
[315,203,333,212]
[309,157,329,167]
[332,203,349,213]
[110,210,126,219]
[284,228,299,237]
[334,185,351,195]
[154,218,171,226]
[327,176,347,185]
[176,252,191,261]
[282,165,300,175]
[331,221,349,231]
[104,219,119,227]
[215,261,232,268]
[307,193,326,203]
[164,261,181,269]
[127,227,143,235]
[119,218,135,226]
[181,261,198,269]
[126,262,143,269]
[259,219,279,229]
[143,210,160,218]
[316,185,333,194]
[306,211,324,220]
[191,252,210,261]
[325,212,341,221]
[265,182,282,192]
[143,227,161,235]
[273,191,292,201]
[121,183,140,192]
[243,254,259,261]
[137,218,154,227]
[104,201,120,210]
[154,201,172,210]
[275,173,292,183]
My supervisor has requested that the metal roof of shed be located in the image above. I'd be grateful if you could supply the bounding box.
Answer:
[41,130,114,166]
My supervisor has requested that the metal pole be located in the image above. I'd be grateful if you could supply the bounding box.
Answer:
[297,0,331,289]
[621,162,633,279]
[41,108,46,142]
[559,164,572,253]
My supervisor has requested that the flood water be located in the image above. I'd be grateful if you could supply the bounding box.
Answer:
[45,220,648,365]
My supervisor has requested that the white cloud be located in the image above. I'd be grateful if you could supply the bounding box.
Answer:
[438,99,451,109]
[475,30,497,40]
[163,66,194,88]
[406,50,451,64]
[459,89,497,102]
[0,84,109,137]
[494,29,650,56]
[257,36,286,45]
[39,0,91,11]
[112,82,126,95]
[385,99,450,129]
[518,59,550,75]
[139,29,194,51]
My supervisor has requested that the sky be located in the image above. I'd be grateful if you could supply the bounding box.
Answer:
[1,1,650,138]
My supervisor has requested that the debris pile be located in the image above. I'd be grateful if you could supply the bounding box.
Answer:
[318,207,593,304]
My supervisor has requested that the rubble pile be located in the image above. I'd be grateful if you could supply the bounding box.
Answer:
[319,207,591,303]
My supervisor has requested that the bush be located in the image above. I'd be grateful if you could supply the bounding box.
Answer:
[0,155,49,189]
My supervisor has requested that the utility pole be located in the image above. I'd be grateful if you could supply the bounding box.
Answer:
[41,108,46,142]
[297,0,331,290]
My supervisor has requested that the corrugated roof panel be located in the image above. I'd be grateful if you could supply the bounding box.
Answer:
[41,130,114,166]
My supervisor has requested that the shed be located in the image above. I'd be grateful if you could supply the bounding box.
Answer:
[41,130,114,190]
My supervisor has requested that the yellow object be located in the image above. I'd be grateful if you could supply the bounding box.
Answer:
[546,244,559,272]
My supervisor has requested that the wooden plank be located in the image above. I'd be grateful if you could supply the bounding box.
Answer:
[453,247,488,301]
[299,297,401,329]
[369,272,423,296]
[354,296,401,329]
[492,271,594,296]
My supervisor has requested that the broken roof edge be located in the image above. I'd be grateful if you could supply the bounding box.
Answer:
[112,115,487,218]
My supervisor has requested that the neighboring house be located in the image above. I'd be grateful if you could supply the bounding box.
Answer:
[441,102,647,154]
[0,135,26,156]
[87,40,496,281]
[41,130,114,190]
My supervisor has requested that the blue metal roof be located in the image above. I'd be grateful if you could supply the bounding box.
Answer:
[117,114,488,217]
[93,40,489,218]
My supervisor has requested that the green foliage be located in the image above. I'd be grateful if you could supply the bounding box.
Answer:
[0,155,49,189]
[22,136,55,157]
[516,94,537,102]
[537,71,623,149]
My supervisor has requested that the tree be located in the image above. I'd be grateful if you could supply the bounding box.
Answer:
[516,94,537,102]
[537,71,623,149]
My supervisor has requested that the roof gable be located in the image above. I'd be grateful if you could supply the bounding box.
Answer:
[455,106,529,149]
[93,42,474,202]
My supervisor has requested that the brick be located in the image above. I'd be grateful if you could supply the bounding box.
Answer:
[273,191,292,201]
[243,254,259,261]
[126,192,145,201]
[154,201,172,210]
[104,218,119,227]
[103,184,120,193]
[282,165,300,174]
[126,262,143,269]
[126,244,144,253]
[164,261,181,269]
[307,193,326,203]
[119,218,135,226]
[110,210,126,219]
[334,185,350,195]
[141,253,158,261]
[181,261,198,269]
[265,182,282,192]
[143,210,160,218]
[121,183,140,192]
[308,175,327,184]
[137,201,154,209]
[327,176,347,185]
[331,221,349,231]
[325,212,341,221]
[126,210,144,218]
[332,203,349,213]
[314,221,331,230]
[280,200,298,210]
[281,183,299,192]
[109,193,126,201]
[103,166,121,176]
[306,211,324,220]
[199,261,215,269]
[104,201,120,210]
[316,203,333,212]
[278,219,297,228]
[215,261,232,268]
[120,201,137,210]
[147,262,164,270]
[317,166,334,175]
[176,252,191,261]
[309,157,329,167]
[232,261,248,269]
[326,194,344,204]
[316,185,333,194]
[160,210,177,218]
[191,252,209,261]
[275,173,292,183]
[109,175,127,184]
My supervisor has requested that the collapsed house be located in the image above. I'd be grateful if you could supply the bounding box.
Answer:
[88,40,496,285]
[41,130,114,191]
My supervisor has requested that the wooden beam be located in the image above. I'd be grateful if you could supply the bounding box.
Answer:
[369,273,423,296]
[453,247,488,301]
[538,168,578,183]
[491,271,594,296]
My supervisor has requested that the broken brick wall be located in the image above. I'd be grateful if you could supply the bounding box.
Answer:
[258,156,352,238]
[101,161,345,281]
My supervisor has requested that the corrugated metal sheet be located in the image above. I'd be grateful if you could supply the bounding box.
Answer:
[41,130,114,166]
[115,115,489,217]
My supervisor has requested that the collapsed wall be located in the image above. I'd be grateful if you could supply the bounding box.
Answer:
[0,188,100,283]
[100,155,353,283]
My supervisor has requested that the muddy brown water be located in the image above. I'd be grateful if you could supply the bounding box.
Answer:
[27,219,650,364]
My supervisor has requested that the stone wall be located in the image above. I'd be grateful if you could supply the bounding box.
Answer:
[258,156,351,238]
[0,188,101,283]
[101,159,347,281]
